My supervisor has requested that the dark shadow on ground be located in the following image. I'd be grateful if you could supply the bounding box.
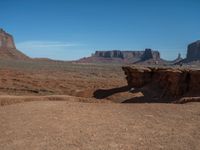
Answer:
[94,84,200,104]
[122,97,174,103]
[93,85,178,103]
[122,86,176,103]
[93,86,130,99]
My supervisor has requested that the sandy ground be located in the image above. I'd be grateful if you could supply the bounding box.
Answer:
[0,101,200,150]
[0,60,200,149]
[0,60,126,98]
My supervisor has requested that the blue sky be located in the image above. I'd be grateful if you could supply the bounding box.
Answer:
[0,0,200,60]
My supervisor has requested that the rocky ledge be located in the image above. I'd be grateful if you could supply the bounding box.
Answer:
[122,66,200,103]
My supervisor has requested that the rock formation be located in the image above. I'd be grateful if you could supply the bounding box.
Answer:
[79,49,160,64]
[94,49,160,60]
[0,29,16,49]
[186,40,200,62]
[122,66,200,103]
[171,53,183,64]
[94,50,124,59]
[141,49,160,61]
[0,28,29,60]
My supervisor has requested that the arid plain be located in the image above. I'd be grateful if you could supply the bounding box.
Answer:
[0,28,200,149]
[0,59,200,150]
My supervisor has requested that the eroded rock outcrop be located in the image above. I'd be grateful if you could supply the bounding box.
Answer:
[94,50,124,59]
[186,40,200,62]
[141,49,160,61]
[0,28,29,60]
[94,50,160,60]
[0,29,16,49]
[122,66,200,103]
[79,49,160,63]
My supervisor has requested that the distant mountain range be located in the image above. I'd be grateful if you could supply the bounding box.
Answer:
[78,49,182,65]
[78,41,200,65]
[0,28,200,65]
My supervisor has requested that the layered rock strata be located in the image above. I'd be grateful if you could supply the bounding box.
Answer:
[122,66,200,102]
[0,28,29,60]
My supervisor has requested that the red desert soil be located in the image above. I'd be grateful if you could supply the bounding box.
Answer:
[0,59,134,102]
[0,59,200,149]
[0,101,200,150]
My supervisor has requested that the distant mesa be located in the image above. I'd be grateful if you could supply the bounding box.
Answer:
[94,49,160,61]
[1,27,199,64]
[93,50,124,59]
[79,46,200,65]
[78,49,162,64]
[0,28,29,60]
[141,48,160,61]
[176,40,200,64]
[186,40,200,62]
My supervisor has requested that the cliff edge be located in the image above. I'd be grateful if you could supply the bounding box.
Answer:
[122,66,200,103]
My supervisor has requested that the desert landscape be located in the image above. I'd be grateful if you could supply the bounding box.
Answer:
[1,0,200,149]
[0,27,200,150]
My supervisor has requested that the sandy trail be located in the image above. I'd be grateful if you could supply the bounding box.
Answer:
[0,101,200,150]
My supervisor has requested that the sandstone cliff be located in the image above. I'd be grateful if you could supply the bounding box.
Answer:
[141,49,160,61]
[0,29,16,49]
[94,49,160,61]
[79,49,160,64]
[186,40,200,62]
[122,66,200,103]
[0,28,29,60]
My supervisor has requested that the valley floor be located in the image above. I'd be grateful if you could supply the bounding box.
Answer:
[0,101,200,150]
[0,60,200,149]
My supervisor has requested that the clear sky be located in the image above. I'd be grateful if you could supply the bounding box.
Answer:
[0,0,200,60]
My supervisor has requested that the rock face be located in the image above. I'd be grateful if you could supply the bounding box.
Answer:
[0,28,29,60]
[80,49,160,64]
[186,40,200,62]
[94,50,124,59]
[94,49,160,60]
[0,29,16,49]
[141,49,160,61]
[122,66,200,102]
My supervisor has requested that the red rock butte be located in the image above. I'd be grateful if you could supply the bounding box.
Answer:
[0,28,29,60]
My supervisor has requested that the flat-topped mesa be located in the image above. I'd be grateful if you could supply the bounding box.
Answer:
[93,49,160,61]
[122,66,200,102]
[186,40,200,62]
[0,28,16,49]
[94,50,124,59]
[79,49,161,64]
